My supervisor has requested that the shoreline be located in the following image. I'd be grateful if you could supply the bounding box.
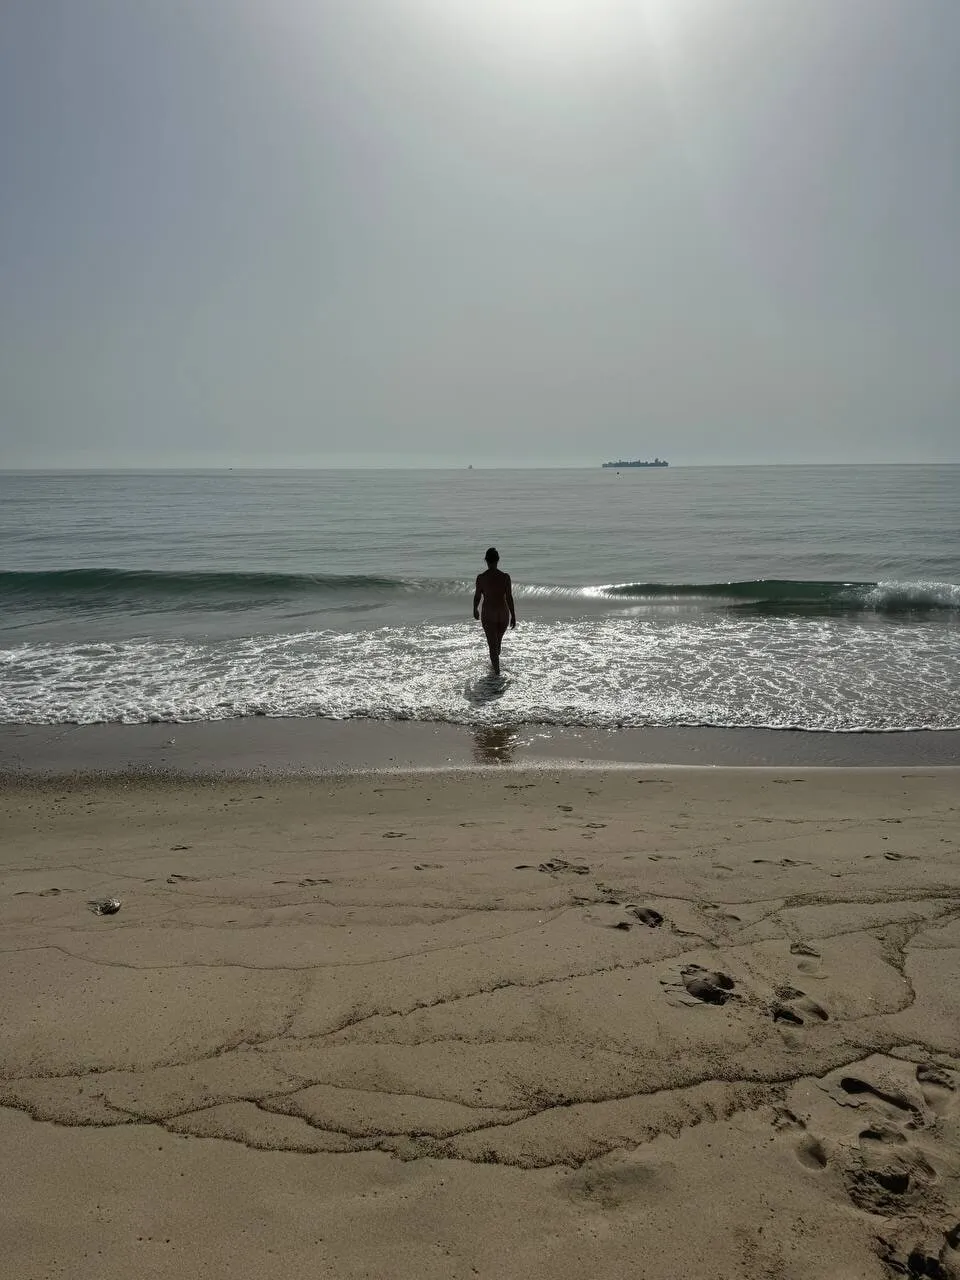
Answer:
[2,717,960,778]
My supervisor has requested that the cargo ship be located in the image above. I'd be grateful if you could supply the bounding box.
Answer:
[602,457,668,468]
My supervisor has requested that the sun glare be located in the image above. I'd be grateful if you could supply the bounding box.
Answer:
[418,0,667,74]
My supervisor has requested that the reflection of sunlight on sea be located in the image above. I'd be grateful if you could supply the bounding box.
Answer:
[2,615,959,731]
[472,723,521,764]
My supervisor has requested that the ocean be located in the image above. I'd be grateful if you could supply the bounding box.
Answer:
[1,466,958,732]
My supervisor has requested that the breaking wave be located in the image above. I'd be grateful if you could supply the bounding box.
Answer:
[4,569,959,616]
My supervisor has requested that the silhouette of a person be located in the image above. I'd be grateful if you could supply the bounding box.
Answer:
[473,547,516,675]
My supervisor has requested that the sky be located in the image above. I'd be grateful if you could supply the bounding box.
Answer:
[1,0,957,468]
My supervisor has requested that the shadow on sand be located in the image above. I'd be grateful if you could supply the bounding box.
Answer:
[463,674,511,707]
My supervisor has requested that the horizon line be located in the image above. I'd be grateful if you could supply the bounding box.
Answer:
[3,460,959,473]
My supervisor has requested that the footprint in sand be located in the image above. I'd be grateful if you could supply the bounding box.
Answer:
[557,804,574,813]
[773,1005,805,1026]
[858,1123,908,1150]
[790,941,821,958]
[563,1155,659,1209]
[917,1062,957,1115]
[627,905,664,928]
[772,987,829,1027]
[701,902,742,924]
[789,940,823,976]
[863,850,920,862]
[678,965,736,1005]
[772,1109,829,1170]
[752,857,812,868]
[815,1068,940,1218]
[538,858,591,876]
[796,1134,829,1169]
[844,1141,937,1215]
[772,1106,805,1132]
[834,1075,922,1128]
[880,1224,960,1280]
[87,898,121,916]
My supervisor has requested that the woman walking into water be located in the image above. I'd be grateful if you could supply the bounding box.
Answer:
[473,547,516,675]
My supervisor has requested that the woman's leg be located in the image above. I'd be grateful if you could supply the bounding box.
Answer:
[483,613,509,674]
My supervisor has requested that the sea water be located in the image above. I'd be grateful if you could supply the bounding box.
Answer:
[1,466,958,731]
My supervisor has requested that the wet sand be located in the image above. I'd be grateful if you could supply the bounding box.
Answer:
[3,766,960,1278]
[2,717,959,778]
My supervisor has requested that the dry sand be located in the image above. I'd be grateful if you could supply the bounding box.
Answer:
[2,767,960,1278]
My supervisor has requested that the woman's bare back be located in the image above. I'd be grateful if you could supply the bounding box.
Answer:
[476,567,511,615]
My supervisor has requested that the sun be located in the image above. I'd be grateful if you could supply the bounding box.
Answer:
[417,0,660,74]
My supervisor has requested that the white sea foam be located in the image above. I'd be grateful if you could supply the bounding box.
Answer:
[2,616,958,731]
[856,580,960,610]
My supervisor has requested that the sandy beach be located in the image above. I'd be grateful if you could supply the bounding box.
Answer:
[3,764,960,1279]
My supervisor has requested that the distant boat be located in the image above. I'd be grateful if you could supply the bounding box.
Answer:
[602,457,668,469]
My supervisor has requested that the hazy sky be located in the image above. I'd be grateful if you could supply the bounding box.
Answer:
[1,0,957,467]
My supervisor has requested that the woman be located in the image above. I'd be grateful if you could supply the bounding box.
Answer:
[472,547,516,675]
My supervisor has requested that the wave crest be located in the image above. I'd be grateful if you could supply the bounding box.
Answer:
[2,570,958,615]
